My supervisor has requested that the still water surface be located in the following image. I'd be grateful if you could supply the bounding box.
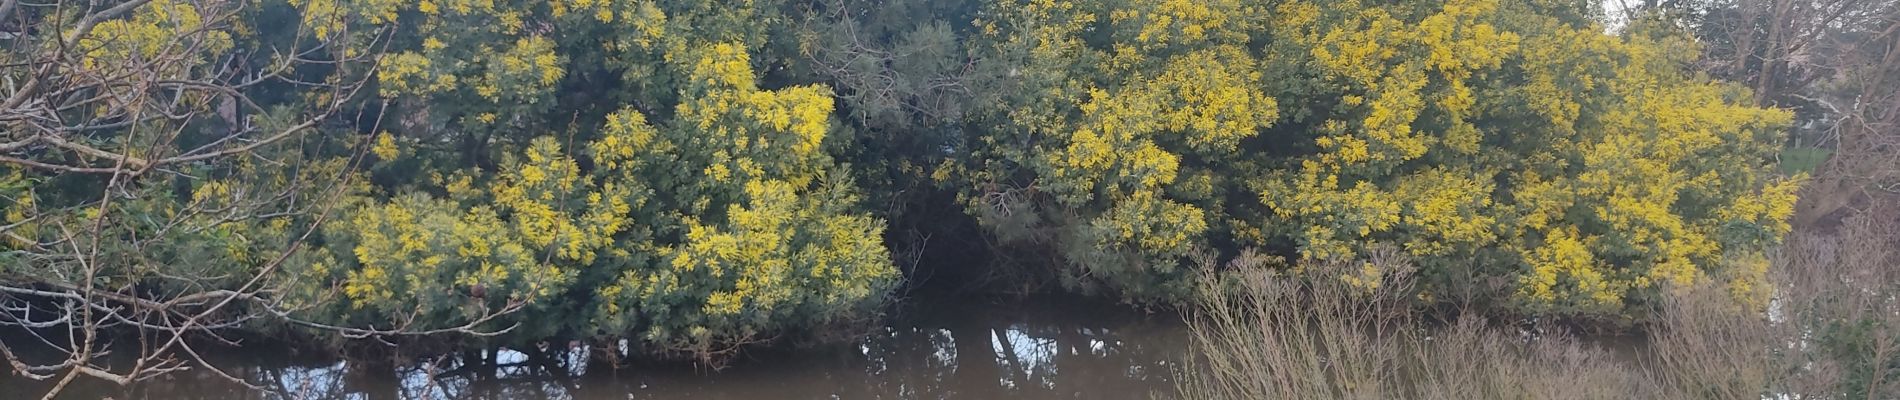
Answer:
[7,295,1188,399]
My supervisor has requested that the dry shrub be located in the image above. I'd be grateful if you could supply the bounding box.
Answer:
[1179,191,1900,400]
[1650,281,1783,399]
[1764,205,1900,399]
[1180,218,1900,400]
[1176,247,1658,400]
[1175,249,1406,400]
[1409,316,1657,400]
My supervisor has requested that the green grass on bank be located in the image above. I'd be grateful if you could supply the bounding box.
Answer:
[1780,146,1832,175]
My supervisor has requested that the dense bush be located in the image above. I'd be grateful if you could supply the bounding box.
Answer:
[2,0,1807,362]
[929,0,1799,316]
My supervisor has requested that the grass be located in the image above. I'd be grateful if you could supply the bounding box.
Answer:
[1780,146,1832,175]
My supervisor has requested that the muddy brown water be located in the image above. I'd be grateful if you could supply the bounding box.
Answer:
[1,295,1191,399]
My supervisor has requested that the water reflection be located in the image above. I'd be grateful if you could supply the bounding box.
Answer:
[10,297,1188,399]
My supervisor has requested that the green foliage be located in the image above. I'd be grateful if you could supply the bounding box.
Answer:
[1815,317,1900,398]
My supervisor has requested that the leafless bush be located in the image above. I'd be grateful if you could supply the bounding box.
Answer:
[0,1,522,398]
[1178,248,1658,400]
[1765,201,1900,399]
[1650,282,1783,399]
[1174,248,1403,400]
[1409,315,1659,400]
[1181,201,1900,400]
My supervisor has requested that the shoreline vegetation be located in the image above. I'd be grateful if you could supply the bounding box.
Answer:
[1178,209,1900,398]
[2,0,1895,398]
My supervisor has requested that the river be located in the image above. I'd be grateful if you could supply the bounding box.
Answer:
[2,294,1191,399]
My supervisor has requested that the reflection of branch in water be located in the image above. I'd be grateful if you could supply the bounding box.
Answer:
[993,327,1028,388]
[391,345,587,400]
[948,315,1000,397]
